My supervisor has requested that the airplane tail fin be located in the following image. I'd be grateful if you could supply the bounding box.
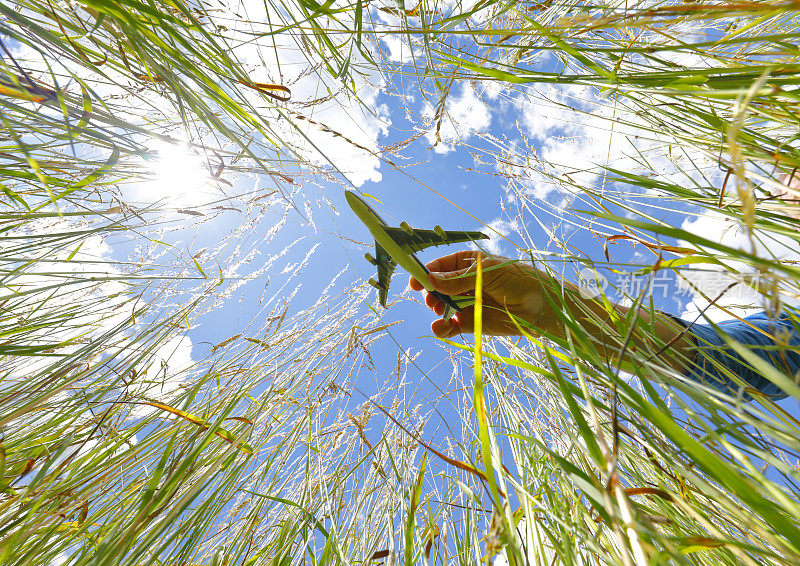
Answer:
[431,290,475,321]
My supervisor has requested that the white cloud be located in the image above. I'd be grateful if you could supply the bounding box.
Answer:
[423,82,492,154]
[0,215,198,428]
[479,79,505,102]
[286,87,390,186]
[0,222,131,378]
[475,217,518,255]
[513,84,723,202]
[11,1,392,193]
[373,10,419,64]
[677,211,800,321]
[228,4,392,187]
[129,334,195,419]
[493,518,596,566]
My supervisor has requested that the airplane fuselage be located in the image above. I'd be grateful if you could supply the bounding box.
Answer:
[344,191,433,291]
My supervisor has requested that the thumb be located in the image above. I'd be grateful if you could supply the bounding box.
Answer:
[428,266,477,295]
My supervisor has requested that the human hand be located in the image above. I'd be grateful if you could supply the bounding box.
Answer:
[408,250,553,338]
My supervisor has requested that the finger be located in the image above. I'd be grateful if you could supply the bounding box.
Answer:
[425,250,483,273]
[452,308,475,335]
[431,317,457,338]
[428,265,479,296]
[424,291,443,310]
[423,292,445,316]
[432,309,475,338]
[409,275,424,292]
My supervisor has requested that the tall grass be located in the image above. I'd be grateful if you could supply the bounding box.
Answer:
[0,0,406,564]
[406,0,800,563]
[3,0,800,564]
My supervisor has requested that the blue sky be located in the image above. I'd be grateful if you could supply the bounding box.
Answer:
[10,11,791,492]
[144,72,794,485]
[6,7,800,564]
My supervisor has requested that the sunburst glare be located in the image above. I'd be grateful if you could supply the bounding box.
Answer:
[133,140,218,209]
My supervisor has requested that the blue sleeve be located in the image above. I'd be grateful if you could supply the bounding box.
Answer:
[682,311,800,399]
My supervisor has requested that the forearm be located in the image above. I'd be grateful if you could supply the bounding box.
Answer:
[540,285,796,398]
[536,279,695,375]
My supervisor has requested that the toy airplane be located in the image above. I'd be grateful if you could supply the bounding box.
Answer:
[345,190,489,320]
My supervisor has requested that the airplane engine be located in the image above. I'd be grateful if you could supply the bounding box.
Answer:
[364,253,377,265]
[368,278,382,289]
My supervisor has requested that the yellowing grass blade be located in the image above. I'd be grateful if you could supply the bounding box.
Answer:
[472,256,518,564]
[143,401,253,454]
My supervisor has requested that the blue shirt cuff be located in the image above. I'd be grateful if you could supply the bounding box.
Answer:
[680,311,799,399]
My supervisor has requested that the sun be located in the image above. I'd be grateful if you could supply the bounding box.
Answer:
[133,140,219,210]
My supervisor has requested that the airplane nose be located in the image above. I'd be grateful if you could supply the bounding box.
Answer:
[344,190,359,208]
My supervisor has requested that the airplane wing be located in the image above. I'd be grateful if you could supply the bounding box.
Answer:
[375,242,396,307]
[383,226,489,254]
